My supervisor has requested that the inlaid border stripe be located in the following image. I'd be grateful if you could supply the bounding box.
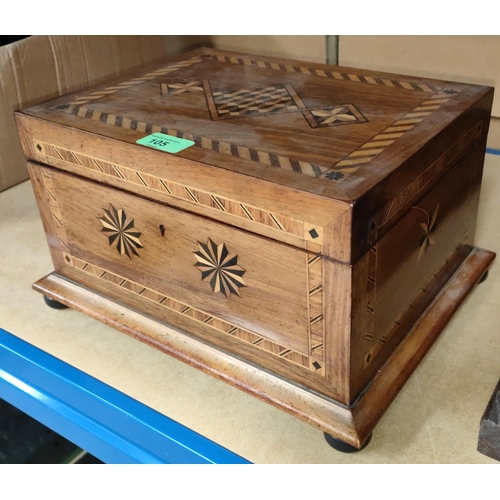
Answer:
[306,252,325,370]
[65,56,203,107]
[327,91,458,172]
[69,255,312,371]
[205,53,455,94]
[34,141,310,243]
[62,106,329,180]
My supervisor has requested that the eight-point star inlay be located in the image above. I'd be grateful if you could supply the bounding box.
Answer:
[416,204,439,265]
[99,204,143,259]
[194,238,246,297]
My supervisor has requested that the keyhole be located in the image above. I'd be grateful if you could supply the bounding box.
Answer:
[159,224,166,237]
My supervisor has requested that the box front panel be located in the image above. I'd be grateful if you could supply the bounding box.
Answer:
[29,163,349,399]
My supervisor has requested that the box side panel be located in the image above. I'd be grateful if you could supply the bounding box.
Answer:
[350,142,486,402]
[351,92,493,263]
[49,167,311,354]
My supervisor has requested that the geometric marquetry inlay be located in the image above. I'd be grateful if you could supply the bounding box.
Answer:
[304,104,367,128]
[51,52,461,182]
[163,81,205,95]
[415,204,439,265]
[99,204,143,259]
[194,238,246,297]
[210,85,300,119]
[38,164,327,375]
[38,164,325,376]
[164,79,366,132]
[38,169,315,371]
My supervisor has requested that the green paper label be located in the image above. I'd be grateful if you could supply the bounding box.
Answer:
[136,133,194,154]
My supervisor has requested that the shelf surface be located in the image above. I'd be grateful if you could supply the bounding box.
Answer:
[0,328,250,464]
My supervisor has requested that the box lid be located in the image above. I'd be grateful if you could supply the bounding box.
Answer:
[16,47,493,263]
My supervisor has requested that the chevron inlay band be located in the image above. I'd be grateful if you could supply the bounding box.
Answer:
[327,91,459,173]
[205,53,454,94]
[68,254,312,370]
[63,105,330,179]
[34,140,315,244]
[63,56,204,107]
[307,253,324,371]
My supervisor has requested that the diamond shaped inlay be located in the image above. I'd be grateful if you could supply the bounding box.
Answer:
[211,85,300,119]
[309,228,319,239]
[161,81,205,96]
[194,238,246,297]
[312,361,321,370]
[160,79,369,136]
[306,104,368,128]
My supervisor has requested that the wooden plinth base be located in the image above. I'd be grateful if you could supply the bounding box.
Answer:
[34,247,495,449]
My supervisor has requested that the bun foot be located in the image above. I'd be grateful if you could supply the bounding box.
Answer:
[478,270,489,284]
[324,432,372,453]
[44,295,69,310]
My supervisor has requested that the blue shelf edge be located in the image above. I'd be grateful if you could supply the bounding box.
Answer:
[486,148,500,156]
[0,328,250,464]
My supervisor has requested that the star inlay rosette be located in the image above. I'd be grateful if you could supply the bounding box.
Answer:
[99,204,143,259]
[416,204,439,265]
[194,238,246,297]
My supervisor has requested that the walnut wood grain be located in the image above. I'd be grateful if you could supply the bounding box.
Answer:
[29,162,348,398]
[18,48,496,446]
[350,146,485,401]
[15,47,493,263]
[351,247,495,446]
[16,115,351,262]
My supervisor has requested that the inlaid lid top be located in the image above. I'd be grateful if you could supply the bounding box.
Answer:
[20,47,492,202]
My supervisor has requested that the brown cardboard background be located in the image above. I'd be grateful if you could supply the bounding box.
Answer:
[205,35,326,63]
[339,36,500,148]
[0,35,209,192]
[0,35,327,192]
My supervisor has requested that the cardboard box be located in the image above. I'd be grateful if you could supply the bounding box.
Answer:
[339,36,500,148]
[204,35,326,63]
[0,35,327,192]
[0,35,209,192]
